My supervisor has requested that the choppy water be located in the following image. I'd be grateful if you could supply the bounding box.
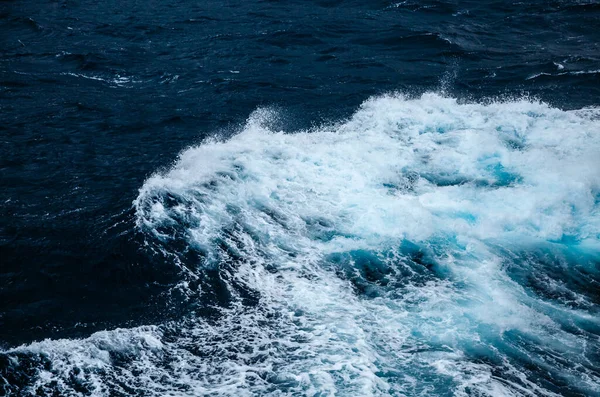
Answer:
[1,1,599,396]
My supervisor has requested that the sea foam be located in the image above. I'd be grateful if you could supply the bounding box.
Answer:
[3,93,599,396]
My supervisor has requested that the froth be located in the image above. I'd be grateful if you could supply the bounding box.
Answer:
[3,93,599,396]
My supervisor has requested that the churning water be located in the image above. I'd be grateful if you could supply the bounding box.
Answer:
[2,1,600,396]
[5,94,600,396]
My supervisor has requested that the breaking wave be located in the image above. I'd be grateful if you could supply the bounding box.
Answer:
[3,93,600,396]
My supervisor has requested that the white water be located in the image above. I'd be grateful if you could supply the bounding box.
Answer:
[4,93,600,396]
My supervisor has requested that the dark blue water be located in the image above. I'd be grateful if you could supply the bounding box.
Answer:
[1,1,600,396]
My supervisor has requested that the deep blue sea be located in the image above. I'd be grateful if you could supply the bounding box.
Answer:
[1,1,600,396]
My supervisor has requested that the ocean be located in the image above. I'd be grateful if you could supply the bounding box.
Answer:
[1,0,599,396]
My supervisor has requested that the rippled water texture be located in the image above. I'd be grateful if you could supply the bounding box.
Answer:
[1,1,599,396]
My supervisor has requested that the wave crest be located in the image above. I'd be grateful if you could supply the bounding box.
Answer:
[3,93,600,396]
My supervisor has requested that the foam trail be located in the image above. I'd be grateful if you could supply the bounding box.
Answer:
[2,93,600,396]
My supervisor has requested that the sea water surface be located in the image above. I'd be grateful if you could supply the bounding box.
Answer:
[1,1,600,396]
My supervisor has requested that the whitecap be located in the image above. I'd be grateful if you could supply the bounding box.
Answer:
[4,93,600,396]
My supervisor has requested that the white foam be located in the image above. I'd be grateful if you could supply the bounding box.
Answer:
[4,93,600,396]
[526,69,600,80]
[62,72,140,87]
